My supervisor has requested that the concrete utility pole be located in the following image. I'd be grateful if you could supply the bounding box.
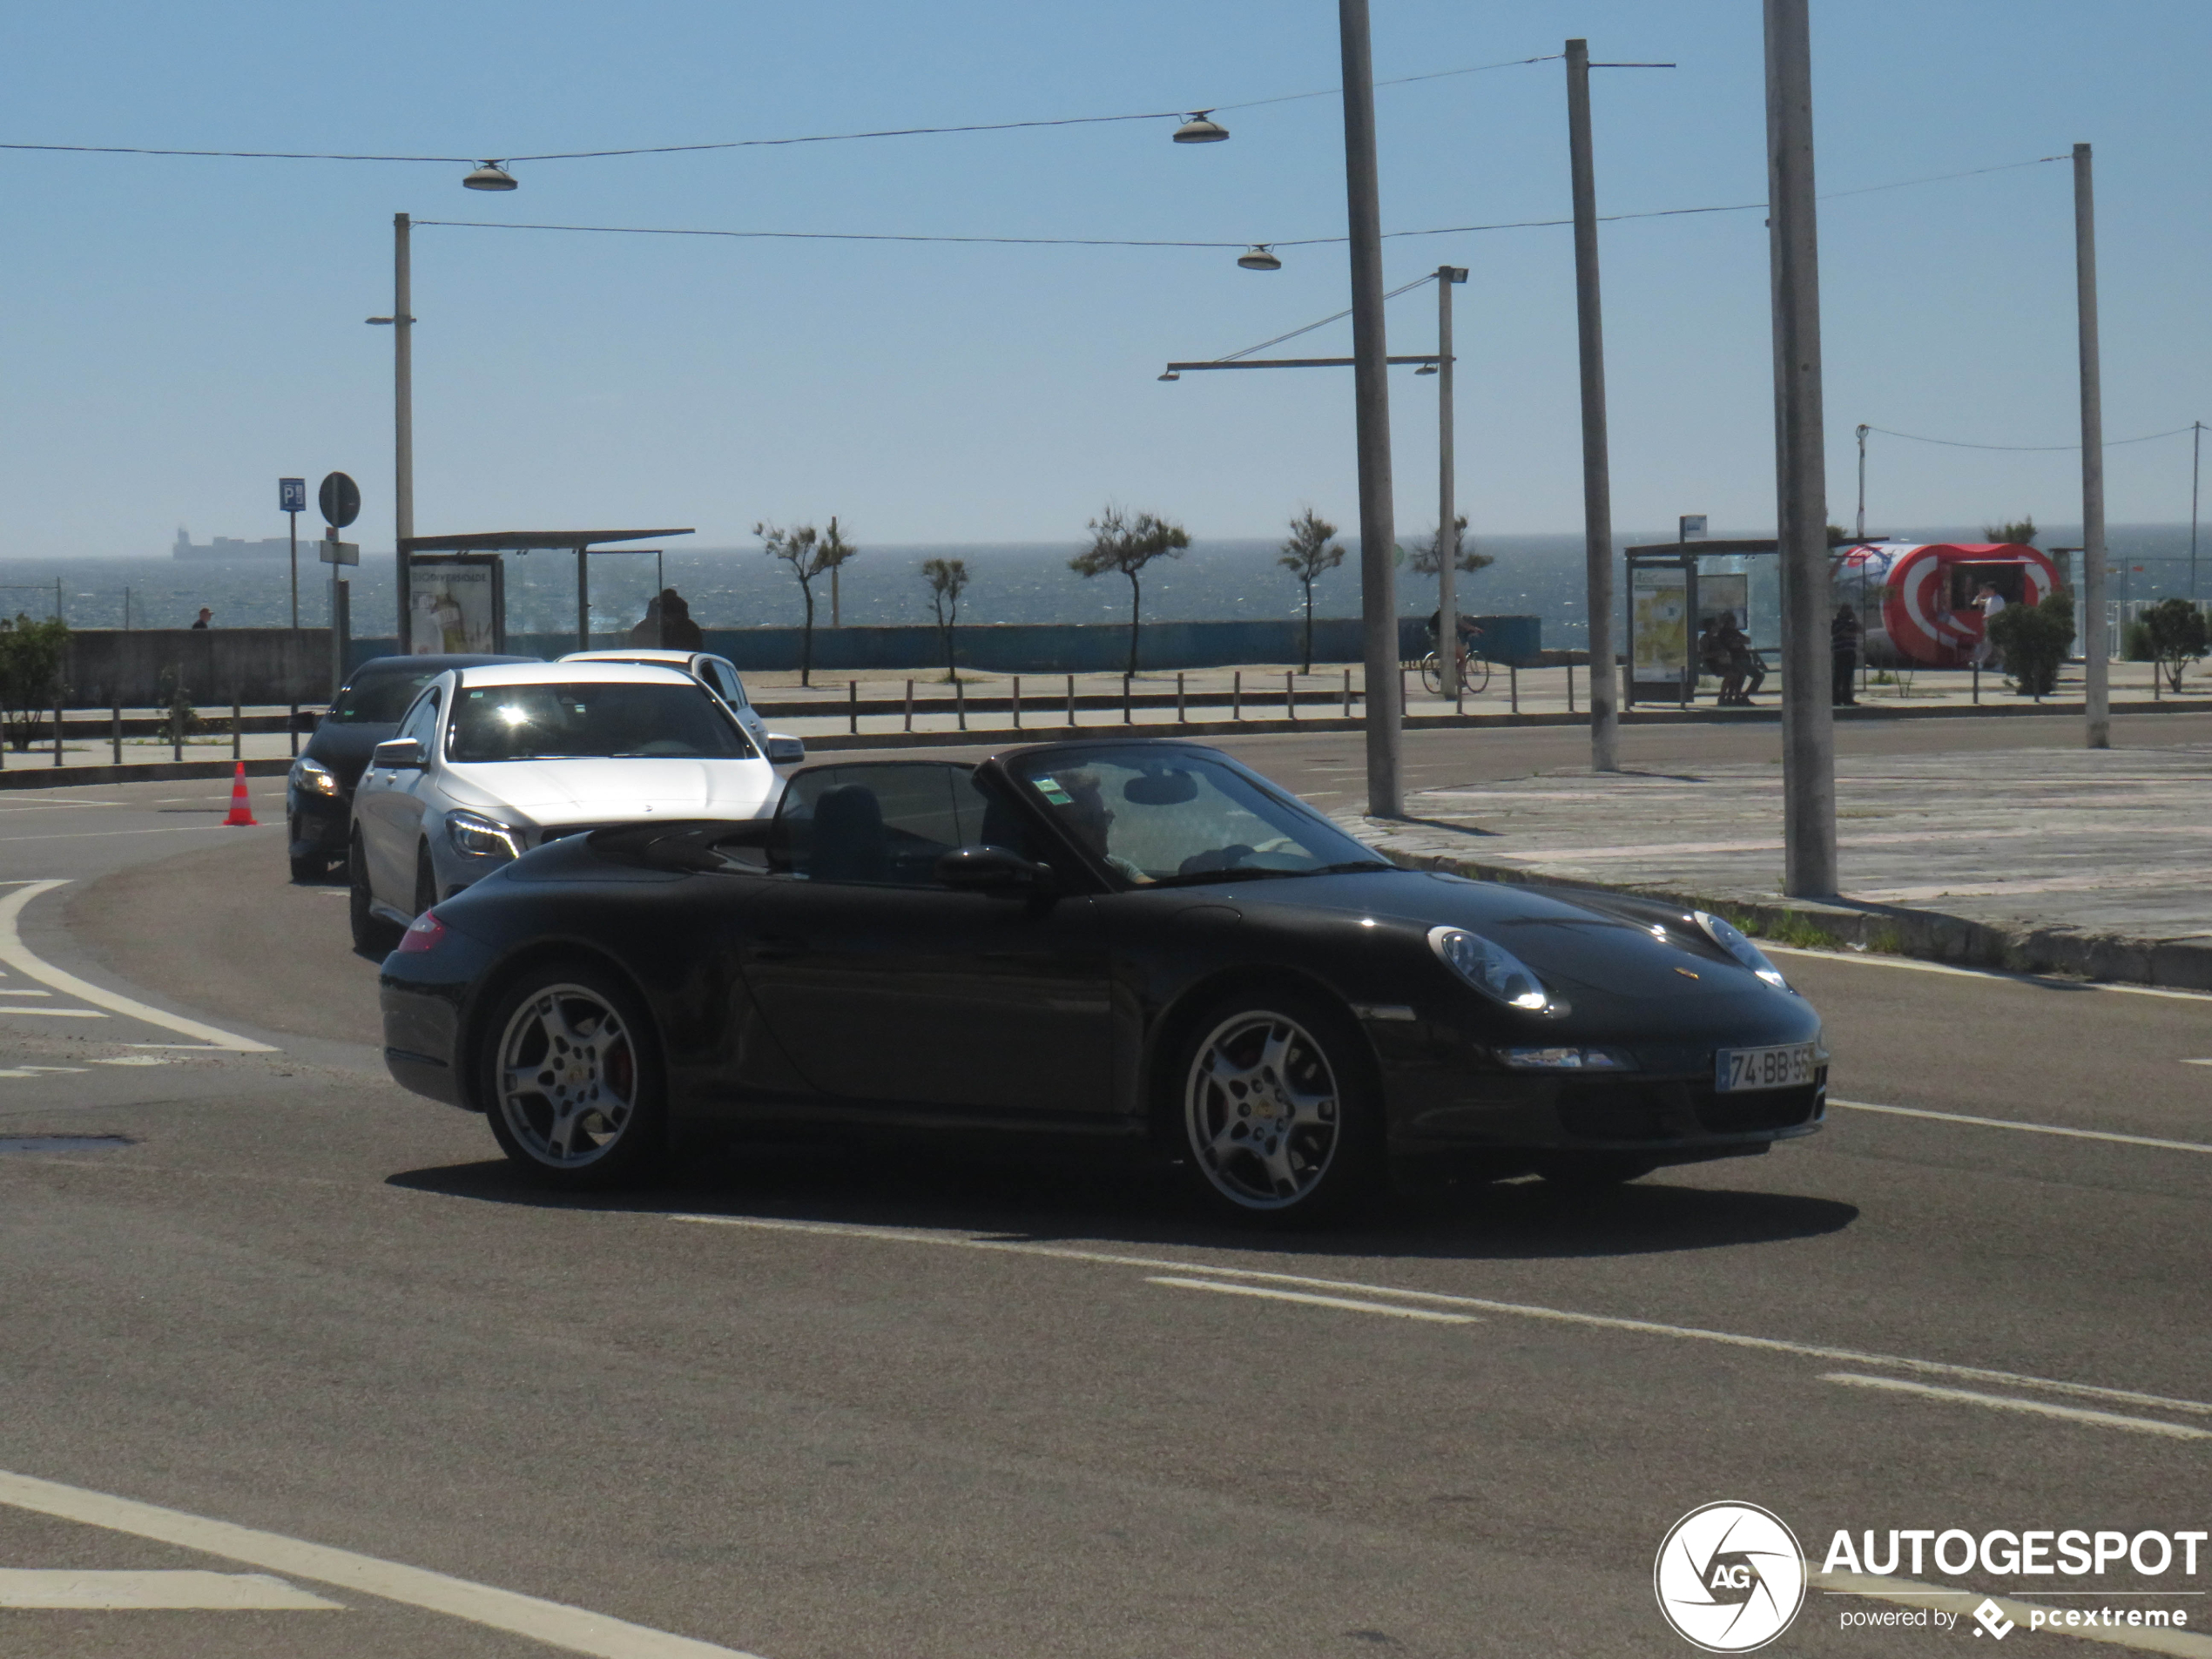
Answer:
[1337,0,1403,817]
[1434,264,1467,698]
[1564,38,1619,772]
[2073,143,2109,749]
[1764,0,1838,897]
[394,212,416,652]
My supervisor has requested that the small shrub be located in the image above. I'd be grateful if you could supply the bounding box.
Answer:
[2140,597,2210,692]
[1987,587,2074,698]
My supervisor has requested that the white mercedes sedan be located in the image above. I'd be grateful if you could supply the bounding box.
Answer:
[347,661,781,952]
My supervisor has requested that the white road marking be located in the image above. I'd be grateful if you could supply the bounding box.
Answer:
[0,1568,343,1609]
[2183,1058,2212,1068]
[0,988,56,995]
[0,880,274,1051]
[1811,1567,2212,1657]
[1764,943,2212,1003]
[1833,1098,2212,1155]
[670,1214,2212,1419]
[91,1055,170,1068]
[1822,1372,2212,1440]
[0,1008,105,1018]
[0,1468,765,1658]
[1148,1276,1482,1323]
[0,825,270,842]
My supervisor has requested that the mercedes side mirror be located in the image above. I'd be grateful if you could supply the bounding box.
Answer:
[765,733,806,765]
[371,737,427,771]
[934,844,1055,895]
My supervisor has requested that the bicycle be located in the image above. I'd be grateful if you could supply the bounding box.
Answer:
[1418,643,1492,697]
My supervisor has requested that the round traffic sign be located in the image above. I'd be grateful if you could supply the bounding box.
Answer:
[319,471,361,529]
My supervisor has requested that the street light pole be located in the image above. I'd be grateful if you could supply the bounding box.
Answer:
[395,212,416,653]
[2074,143,2109,750]
[1764,0,1838,898]
[1855,423,1869,541]
[2192,420,2202,603]
[1337,0,1402,817]
[1434,265,1466,700]
[1564,38,1619,773]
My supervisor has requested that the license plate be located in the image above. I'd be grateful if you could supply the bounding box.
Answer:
[1716,1042,1819,1093]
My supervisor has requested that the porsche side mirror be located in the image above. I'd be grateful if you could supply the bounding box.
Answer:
[765,733,806,765]
[371,737,427,771]
[935,844,1054,894]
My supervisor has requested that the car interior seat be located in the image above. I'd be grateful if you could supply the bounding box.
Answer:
[808,784,888,882]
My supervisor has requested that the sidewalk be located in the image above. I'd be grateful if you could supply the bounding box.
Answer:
[1344,742,2212,989]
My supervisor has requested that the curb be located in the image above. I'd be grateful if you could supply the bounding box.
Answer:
[1355,834,2212,994]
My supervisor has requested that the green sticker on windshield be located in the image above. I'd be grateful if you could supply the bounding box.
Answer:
[1035,775,1072,806]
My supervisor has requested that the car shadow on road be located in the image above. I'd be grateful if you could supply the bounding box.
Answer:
[387,1142,1857,1265]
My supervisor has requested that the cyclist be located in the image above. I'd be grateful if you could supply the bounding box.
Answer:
[1426,609,1483,680]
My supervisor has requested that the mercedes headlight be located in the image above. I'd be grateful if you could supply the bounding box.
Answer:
[1427,926,1553,1012]
[292,757,341,798]
[1693,910,1791,990]
[447,809,523,860]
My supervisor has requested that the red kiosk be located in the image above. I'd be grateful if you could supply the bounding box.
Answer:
[1832,542,2063,668]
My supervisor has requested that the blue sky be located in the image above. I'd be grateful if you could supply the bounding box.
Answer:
[1,1,2206,558]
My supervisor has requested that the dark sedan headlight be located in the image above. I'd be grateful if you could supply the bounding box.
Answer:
[291,757,341,798]
[447,810,524,861]
[1427,925,1554,1012]
[1693,910,1791,990]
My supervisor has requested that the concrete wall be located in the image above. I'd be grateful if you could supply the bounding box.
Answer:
[64,630,334,708]
[347,615,1544,676]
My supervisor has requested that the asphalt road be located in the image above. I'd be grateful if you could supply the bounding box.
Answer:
[0,721,2205,1657]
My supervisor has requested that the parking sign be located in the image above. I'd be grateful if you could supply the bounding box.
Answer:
[280,477,307,514]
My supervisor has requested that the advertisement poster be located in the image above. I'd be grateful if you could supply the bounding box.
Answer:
[407,556,503,654]
[1631,563,1689,689]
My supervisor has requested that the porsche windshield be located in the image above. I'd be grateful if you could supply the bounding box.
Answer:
[448,682,754,763]
[1008,748,1386,886]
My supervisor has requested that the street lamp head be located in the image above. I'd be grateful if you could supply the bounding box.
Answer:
[462,161,519,191]
[1413,363,1438,375]
[1157,370,1181,381]
[1172,112,1230,144]
[1236,245,1282,272]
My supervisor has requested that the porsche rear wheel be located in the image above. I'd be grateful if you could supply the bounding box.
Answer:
[1175,992,1379,1224]
[481,962,666,1189]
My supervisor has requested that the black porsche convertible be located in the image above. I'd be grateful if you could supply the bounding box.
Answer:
[380,739,1825,1220]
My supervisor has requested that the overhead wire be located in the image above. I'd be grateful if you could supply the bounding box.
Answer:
[1866,424,2201,452]
[0,53,1561,169]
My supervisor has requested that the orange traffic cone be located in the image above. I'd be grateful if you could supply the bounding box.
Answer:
[221,761,258,827]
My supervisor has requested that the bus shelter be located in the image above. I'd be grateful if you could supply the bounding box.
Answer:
[397,527,693,655]
[1622,538,1778,706]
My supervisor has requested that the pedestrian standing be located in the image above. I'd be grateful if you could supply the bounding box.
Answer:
[1973,581,2006,671]
[190,606,212,630]
[1831,604,1861,705]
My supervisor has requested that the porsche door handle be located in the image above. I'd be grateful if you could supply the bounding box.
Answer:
[747,935,809,962]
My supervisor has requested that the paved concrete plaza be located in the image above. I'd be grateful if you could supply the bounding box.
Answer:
[1351,740,2212,981]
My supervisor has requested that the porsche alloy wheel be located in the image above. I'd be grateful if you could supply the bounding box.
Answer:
[484,968,664,1186]
[1180,998,1373,1219]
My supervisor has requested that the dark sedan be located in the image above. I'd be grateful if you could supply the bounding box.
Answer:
[380,740,1825,1220]
[286,652,532,881]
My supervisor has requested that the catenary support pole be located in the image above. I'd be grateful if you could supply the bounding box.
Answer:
[2191,421,2202,602]
[1436,265,1462,699]
[1764,0,1838,895]
[1855,424,1869,541]
[394,212,415,652]
[2074,142,2109,749]
[1565,40,1620,773]
[1339,0,1403,816]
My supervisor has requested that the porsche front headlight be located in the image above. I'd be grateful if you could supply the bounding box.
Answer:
[1427,925,1554,1012]
[1693,910,1791,990]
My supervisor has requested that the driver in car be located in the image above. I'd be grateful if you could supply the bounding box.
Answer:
[1039,770,1153,885]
